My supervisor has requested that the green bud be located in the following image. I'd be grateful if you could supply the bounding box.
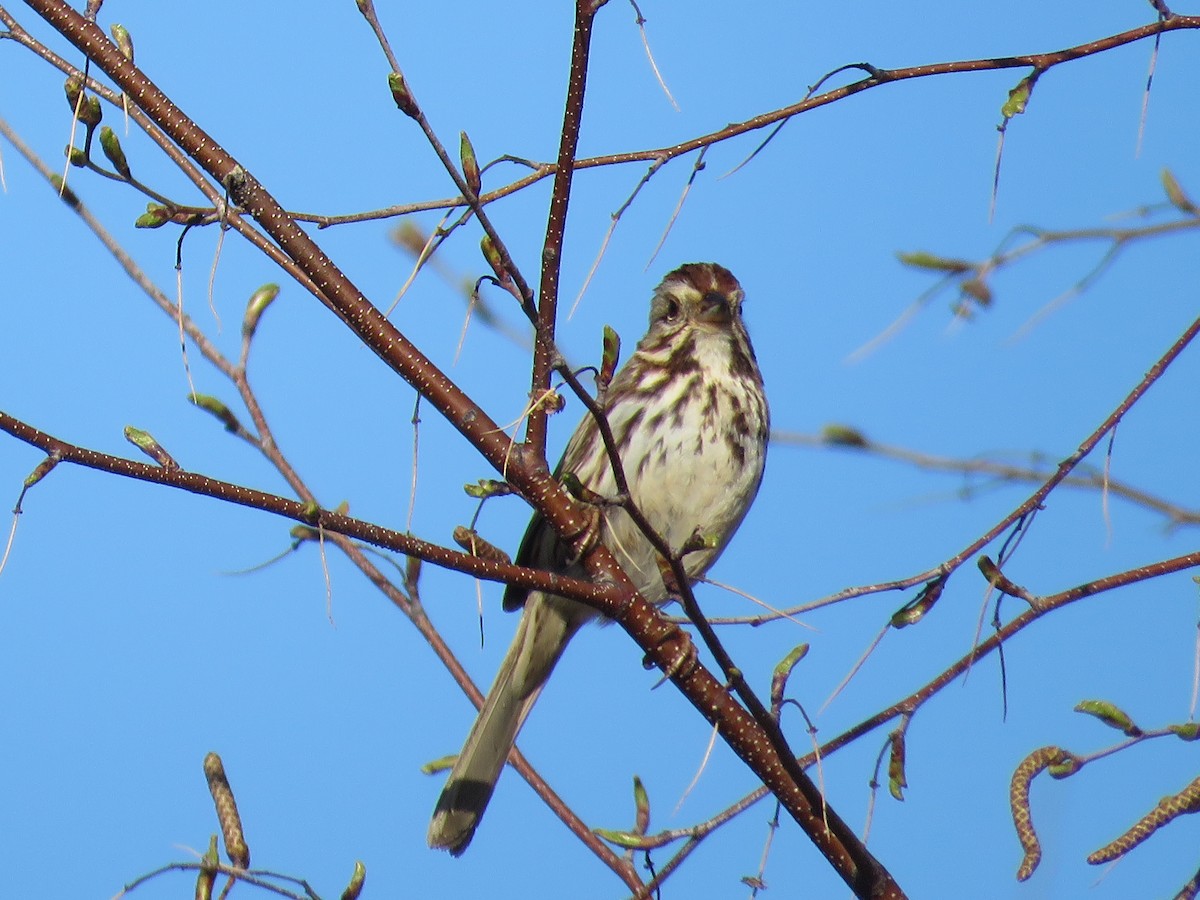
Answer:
[772,643,809,685]
[593,828,652,849]
[977,554,1002,586]
[99,126,131,178]
[770,643,809,717]
[64,76,84,113]
[891,575,946,628]
[387,72,418,118]
[109,24,134,62]
[242,283,280,338]
[1170,722,1200,742]
[821,424,867,447]
[459,131,481,196]
[135,202,171,228]
[340,861,367,900]
[24,454,61,488]
[123,425,179,469]
[1047,756,1081,779]
[895,251,972,274]
[462,478,513,499]
[421,754,456,775]
[560,471,602,504]
[1001,71,1039,119]
[65,145,87,168]
[290,524,320,543]
[187,393,243,434]
[680,528,718,554]
[78,94,103,128]
[1161,168,1197,216]
[405,554,422,587]
[196,835,219,900]
[480,234,510,285]
[961,277,992,307]
[632,775,650,835]
[1074,699,1142,737]
[599,325,620,390]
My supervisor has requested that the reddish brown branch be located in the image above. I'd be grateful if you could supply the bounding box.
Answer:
[20,0,596,556]
[263,15,1200,226]
[17,8,902,891]
[526,0,601,457]
[810,550,1200,762]
[778,312,1200,618]
[0,409,618,606]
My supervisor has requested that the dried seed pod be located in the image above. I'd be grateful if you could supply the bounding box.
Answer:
[1088,774,1200,865]
[452,526,511,565]
[203,752,250,869]
[1010,745,1078,881]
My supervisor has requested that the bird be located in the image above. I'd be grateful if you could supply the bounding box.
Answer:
[428,262,769,854]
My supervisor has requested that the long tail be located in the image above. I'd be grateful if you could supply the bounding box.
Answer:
[428,592,584,855]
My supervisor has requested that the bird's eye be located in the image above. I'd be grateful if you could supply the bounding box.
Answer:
[663,297,681,320]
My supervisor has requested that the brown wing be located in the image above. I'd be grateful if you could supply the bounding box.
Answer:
[501,510,580,612]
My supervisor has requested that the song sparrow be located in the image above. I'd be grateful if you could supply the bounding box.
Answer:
[428,262,769,854]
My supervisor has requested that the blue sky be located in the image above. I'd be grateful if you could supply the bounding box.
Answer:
[2,3,1199,898]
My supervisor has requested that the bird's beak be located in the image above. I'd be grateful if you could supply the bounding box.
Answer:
[698,291,733,325]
